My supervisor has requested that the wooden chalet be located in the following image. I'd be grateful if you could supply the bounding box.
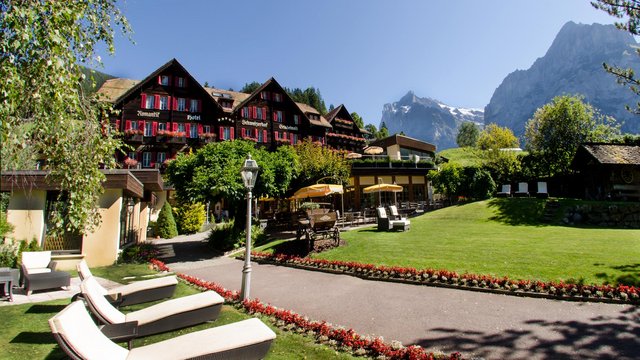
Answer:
[571,143,640,200]
[99,58,225,169]
[324,104,367,152]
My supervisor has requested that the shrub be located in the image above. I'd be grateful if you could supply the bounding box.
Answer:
[0,240,19,268]
[118,242,160,264]
[0,212,14,238]
[156,201,178,239]
[208,220,266,252]
[175,202,205,234]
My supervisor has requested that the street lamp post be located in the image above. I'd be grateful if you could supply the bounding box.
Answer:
[240,154,259,301]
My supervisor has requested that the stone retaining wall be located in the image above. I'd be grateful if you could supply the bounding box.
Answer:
[564,203,640,228]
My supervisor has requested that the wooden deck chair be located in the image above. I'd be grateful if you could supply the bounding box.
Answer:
[80,276,223,337]
[77,260,177,307]
[50,301,276,360]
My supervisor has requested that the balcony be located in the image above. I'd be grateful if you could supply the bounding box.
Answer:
[124,134,144,143]
[168,136,186,144]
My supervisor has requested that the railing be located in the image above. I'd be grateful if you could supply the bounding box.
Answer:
[350,158,435,169]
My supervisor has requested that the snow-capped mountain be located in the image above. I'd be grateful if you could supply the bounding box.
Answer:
[381,91,483,150]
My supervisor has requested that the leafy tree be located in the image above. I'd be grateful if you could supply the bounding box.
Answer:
[592,0,640,113]
[240,81,261,94]
[429,162,463,203]
[351,112,365,129]
[165,140,298,229]
[525,95,619,176]
[378,122,390,139]
[364,124,378,141]
[292,140,349,189]
[1,1,130,236]
[456,122,480,147]
[156,202,178,239]
[477,124,519,150]
[175,202,205,234]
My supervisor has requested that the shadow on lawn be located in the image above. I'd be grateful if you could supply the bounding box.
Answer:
[10,331,56,345]
[486,198,547,226]
[594,263,640,287]
[24,304,67,314]
[415,306,639,359]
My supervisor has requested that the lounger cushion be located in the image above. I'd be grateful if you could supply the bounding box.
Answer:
[77,259,92,280]
[112,276,178,297]
[125,291,223,325]
[49,301,128,360]
[127,318,276,360]
[81,276,127,323]
[22,251,52,273]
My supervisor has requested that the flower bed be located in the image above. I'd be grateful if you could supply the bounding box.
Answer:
[149,259,462,360]
[249,252,640,305]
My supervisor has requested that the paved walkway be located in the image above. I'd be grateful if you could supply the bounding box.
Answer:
[155,233,639,360]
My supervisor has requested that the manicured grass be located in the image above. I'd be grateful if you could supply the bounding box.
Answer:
[437,147,484,167]
[0,264,356,360]
[310,199,640,286]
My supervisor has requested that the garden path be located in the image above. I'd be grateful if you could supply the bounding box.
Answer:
[154,233,638,360]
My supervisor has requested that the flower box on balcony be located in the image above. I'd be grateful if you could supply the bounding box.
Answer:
[169,136,186,144]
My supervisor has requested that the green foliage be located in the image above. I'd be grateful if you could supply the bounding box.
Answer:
[431,164,496,201]
[240,81,261,94]
[208,220,266,252]
[429,162,463,202]
[1,1,131,236]
[0,213,14,238]
[456,122,480,147]
[292,139,350,189]
[477,123,519,151]
[525,95,620,176]
[378,122,390,139]
[80,66,114,95]
[118,242,160,264]
[0,240,20,268]
[175,202,205,235]
[350,112,365,129]
[363,124,378,141]
[156,202,178,239]
[437,147,483,167]
[287,87,327,115]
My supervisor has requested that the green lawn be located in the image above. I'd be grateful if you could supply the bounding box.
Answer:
[0,264,356,360]
[311,199,640,286]
[437,147,484,167]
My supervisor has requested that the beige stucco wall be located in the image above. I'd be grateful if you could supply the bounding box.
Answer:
[7,190,46,245]
[387,144,401,160]
[139,201,149,242]
[82,189,122,267]
[149,191,167,222]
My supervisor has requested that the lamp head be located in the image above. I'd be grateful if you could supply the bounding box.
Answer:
[240,153,259,190]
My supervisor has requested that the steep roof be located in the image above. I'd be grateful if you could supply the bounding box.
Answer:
[205,87,250,113]
[295,102,332,128]
[573,143,640,166]
[370,134,436,153]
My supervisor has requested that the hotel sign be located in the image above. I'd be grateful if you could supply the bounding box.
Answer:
[187,115,201,121]
[278,124,298,131]
[137,110,160,118]
[242,120,268,128]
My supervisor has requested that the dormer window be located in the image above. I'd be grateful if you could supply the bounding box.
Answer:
[159,75,170,86]
[273,93,283,102]
[176,77,186,88]
[221,100,232,109]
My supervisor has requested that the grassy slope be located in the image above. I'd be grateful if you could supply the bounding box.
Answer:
[315,199,640,286]
[0,264,355,360]
[437,147,483,167]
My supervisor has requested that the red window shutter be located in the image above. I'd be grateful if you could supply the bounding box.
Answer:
[219,127,224,140]
[253,129,258,138]
[166,96,172,110]
[157,76,162,84]
[172,98,178,111]
[172,123,178,132]
[272,111,276,121]
[115,120,121,130]
[154,95,161,110]
[241,128,246,138]
[138,120,145,131]
[263,130,267,142]
[230,127,235,140]
[140,94,147,108]
[152,121,158,136]
[252,106,257,119]
[185,123,191,137]
[290,133,294,143]
[124,120,131,130]
[198,124,203,134]
[275,131,279,140]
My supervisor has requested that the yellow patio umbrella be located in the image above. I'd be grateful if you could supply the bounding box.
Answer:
[363,183,403,206]
[293,184,344,199]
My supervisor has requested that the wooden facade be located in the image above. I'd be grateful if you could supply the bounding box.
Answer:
[324,104,367,152]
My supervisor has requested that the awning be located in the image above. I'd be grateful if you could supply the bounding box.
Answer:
[293,184,344,199]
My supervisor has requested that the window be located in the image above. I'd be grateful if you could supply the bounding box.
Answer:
[257,130,264,143]
[145,95,155,109]
[128,151,137,160]
[190,99,199,112]
[177,77,185,87]
[130,121,139,130]
[273,93,282,102]
[190,125,198,138]
[157,152,166,164]
[221,100,232,109]
[275,110,283,123]
[260,91,269,100]
[292,133,298,144]
[177,123,186,133]
[177,98,186,112]
[223,127,230,140]
[159,96,169,110]
[158,122,167,131]
[256,107,264,120]
[293,114,300,125]
[142,152,152,168]
[204,125,211,133]
[144,122,153,137]
[160,75,170,86]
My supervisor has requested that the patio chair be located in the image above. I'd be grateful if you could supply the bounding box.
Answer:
[496,184,511,197]
[50,301,276,360]
[77,260,177,307]
[376,207,410,231]
[80,276,223,337]
[536,181,549,199]
[515,182,529,197]
[20,251,71,295]
[388,206,411,231]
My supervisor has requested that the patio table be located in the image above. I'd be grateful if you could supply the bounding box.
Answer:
[0,268,19,302]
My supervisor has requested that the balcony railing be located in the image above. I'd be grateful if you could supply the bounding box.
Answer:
[350,158,435,169]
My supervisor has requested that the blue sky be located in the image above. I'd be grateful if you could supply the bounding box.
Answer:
[100,0,619,126]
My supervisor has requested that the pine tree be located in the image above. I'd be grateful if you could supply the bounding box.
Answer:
[156,202,178,239]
